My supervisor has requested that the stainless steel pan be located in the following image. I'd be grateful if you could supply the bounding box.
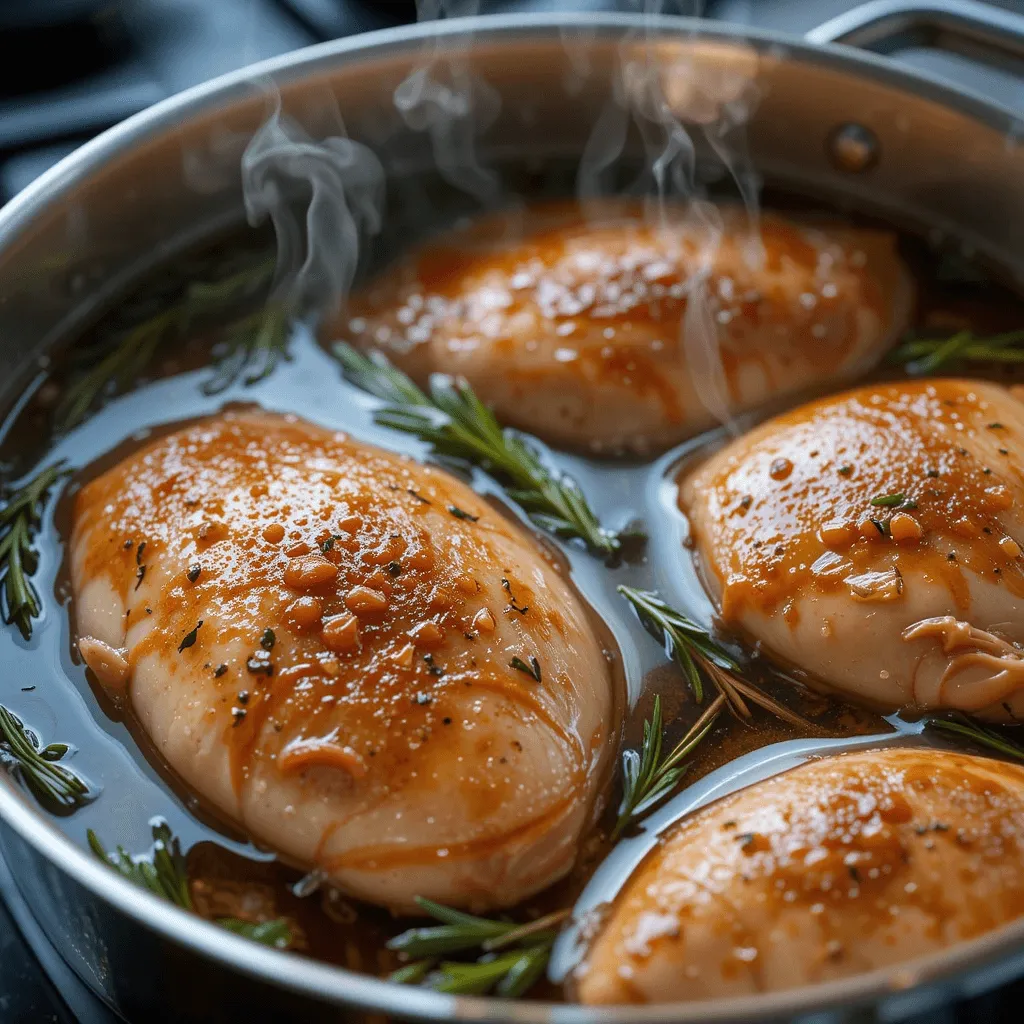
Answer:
[0,2,1023,1021]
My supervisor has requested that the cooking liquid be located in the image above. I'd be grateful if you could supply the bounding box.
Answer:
[1,189,1023,993]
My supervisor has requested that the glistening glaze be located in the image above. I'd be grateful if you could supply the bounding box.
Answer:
[681,379,1024,717]
[578,747,1024,1004]
[340,200,911,454]
[70,411,614,911]
[0,195,1020,991]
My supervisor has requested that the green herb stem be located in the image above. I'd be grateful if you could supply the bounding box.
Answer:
[387,897,565,998]
[0,706,91,813]
[0,462,67,640]
[890,329,1024,376]
[333,343,627,558]
[88,820,293,949]
[55,255,286,432]
[617,586,818,732]
[926,713,1024,762]
[611,693,724,841]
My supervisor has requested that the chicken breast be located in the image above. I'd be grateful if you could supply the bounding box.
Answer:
[70,411,614,912]
[577,746,1024,1004]
[337,201,912,455]
[681,379,1024,720]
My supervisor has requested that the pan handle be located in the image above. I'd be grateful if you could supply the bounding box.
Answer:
[805,0,1024,70]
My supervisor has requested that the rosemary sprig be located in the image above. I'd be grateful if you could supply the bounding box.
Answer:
[55,254,286,432]
[218,917,293,949]
[388,897,567,998]
[333,343,625,558]
[88,821,293,949]
[890,329,1024,376]
[88,821,192,909]
[612,693,724,841]
[0,463,67,640]
[617,586,816,730]
[0,706,92,813]
[927,712,1024,761]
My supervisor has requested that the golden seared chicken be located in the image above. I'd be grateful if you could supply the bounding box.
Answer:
[578,747,1024,1004]
[682,380,1024,719]
[70,412,613,912]
[339,201,912,454]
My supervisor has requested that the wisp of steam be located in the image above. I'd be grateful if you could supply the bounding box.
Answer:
[392,0,502,208]
[239,4,763,432]
[575,0,763,432]
[241,105,385,323]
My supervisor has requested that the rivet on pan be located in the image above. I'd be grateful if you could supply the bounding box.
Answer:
[827,123,880,174]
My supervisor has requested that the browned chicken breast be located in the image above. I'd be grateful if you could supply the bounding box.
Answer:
[337,201,912,454]
[69,411,614,912]
[578,747,1024,1004]
[681,380,1024,719]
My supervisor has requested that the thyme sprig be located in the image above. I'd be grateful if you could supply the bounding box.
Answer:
[612,693,725,841]
[388,897,568,997]
[617,586,816,730]
[927,712,1024,762]
[333,343,625,558]
[0,706,92,813]
[88,821,293,949]
[890,329,1024,376]
[55,254,286,432]
[0,462,67,640]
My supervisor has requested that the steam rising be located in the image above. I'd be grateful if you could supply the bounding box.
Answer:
[239,4,764,432]
[576,1,762,431]
[392,0,501,206]
[241,107,385,321]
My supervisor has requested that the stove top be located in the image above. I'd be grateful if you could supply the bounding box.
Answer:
[1,0,1022,1020]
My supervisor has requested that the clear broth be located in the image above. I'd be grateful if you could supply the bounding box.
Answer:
[2,177,1023,992]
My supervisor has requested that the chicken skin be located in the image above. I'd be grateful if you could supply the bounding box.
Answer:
[338,201,912,455]
[70,411,614,912]
[681,380,1024,719]
[578,747,1024,1004]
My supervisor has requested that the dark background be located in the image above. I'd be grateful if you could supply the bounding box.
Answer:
[0,0,1022,1020]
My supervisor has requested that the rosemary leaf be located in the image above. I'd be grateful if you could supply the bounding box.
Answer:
[0,462,67,640]
[617,586,740,705]
[617,586,819,733]
[0,706,92,813]
[387,898,510,958]
[890,329,1024,376]
[927,713,1024,761]
[430,949,544,996]
[333,343,626,558]
[217,917,293,949]
[89,820,294,949]
[89,821,192,910]
[387,896,563,998]
[391,958,437,984]
[611,693,724,841]
[55,254,285,432]
[495,944,551,999]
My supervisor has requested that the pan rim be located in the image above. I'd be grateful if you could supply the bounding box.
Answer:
[1,11,1022,1022]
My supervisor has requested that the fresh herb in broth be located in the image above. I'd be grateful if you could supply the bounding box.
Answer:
[891,328,1024,376]
[3,196,1024,1004]
[618,586,818,730]
[388,898,569,997]
[927,713,1024,762]
[54,251,285,433]
[0,462,67,640]
[612,692,724,841]
[333,342,630,558]
[88,820,295,949]
[0,706,92,812]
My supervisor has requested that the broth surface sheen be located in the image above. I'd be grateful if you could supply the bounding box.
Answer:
[1,195,1023,994]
